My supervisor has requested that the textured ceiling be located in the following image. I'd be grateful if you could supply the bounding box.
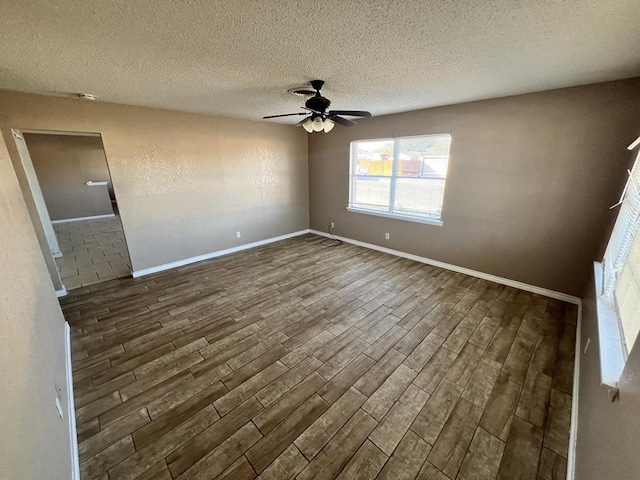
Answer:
[1,0,639,123]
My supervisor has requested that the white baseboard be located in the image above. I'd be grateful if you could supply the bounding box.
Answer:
[65,322,80,480]
[56,287,68,298]
[567,302,582,480]
[132,229,311,278]
[309,229,581,305]
[51,213,115,224]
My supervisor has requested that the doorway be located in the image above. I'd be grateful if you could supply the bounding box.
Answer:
[15,130,132,290]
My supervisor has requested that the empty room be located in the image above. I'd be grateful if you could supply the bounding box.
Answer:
[1,2,639,480]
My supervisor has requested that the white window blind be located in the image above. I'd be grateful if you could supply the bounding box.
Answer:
[602,146,640,354]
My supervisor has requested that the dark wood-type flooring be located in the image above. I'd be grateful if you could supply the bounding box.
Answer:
[62,234,577,480]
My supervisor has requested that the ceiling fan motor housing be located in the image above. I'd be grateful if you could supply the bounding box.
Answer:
[306,95,331,115]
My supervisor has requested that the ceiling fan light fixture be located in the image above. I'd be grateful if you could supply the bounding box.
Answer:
[263,80,372,133]
[312,116,324,132]
[302,118,314,133]
[323,119,335,133]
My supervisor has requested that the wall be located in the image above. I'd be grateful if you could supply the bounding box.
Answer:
[25,133,114,221]
[574,144,640,480]
[308,78,640,297]
[576,275,640,480]
[0,90,309,272]
[0,133,72,479]
[3,129,64,291]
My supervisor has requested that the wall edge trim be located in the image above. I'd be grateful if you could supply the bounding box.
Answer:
[51,214,115,224]
[132,229,311,278]
[65,322,80,480]
[309,229,582,305]
[567,302,582,480]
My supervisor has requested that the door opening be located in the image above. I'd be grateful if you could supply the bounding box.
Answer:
[14,129,133,291]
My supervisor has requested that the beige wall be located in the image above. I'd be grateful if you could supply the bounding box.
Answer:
[25,133,114,221]
[0,133,72,479]
[0,90,309,272]
[308,78,640,297]
[3,129,64,291]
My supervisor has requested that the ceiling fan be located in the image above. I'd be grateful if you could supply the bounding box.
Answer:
[263,80,372,133]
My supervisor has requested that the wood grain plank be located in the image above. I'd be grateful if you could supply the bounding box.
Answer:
[246,394,329,473]
[295,387,367,459]
[176,422,262,480]
[166,398,263,478]
[255,444,307,480]
[457,427,506,480]
[253,372,327,434]
[376,430,431,480]
[254,356,323,407]
[480,374,521,441]
[427,398,483,479]
[496,416,543,480]
[296,409,378,480]
[335,440,388,480]
[369,384,429,455]
[362,364,417,421]
[411,378,464,445]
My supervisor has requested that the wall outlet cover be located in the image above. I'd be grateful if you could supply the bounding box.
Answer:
[236,232,241,238]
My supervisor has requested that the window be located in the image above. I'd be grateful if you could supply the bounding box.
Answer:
[597,137,640,390]
[347,134,452,225]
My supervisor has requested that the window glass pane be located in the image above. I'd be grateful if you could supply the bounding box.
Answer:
[352,177,390,211]
[393,178,445,218]
[355,140,394,176]
[397,136,451,178]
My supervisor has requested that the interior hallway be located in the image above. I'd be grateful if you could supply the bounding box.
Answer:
[55,215,131,290]
[63,234,576,480]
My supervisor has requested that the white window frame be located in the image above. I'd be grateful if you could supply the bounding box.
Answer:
[595,136,640,393]
[346,134,451,226]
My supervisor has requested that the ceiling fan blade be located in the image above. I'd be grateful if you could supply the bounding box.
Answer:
[263,112,307,119]
[329,115,356,127]
[329,110,372,118]
[301,106,323,114]
[294,117,310,127]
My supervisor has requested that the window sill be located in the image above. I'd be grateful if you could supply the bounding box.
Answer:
[593,261,626,393]
[346,207,443,226]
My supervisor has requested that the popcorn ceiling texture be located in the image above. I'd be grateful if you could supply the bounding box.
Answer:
[0,0,639,122]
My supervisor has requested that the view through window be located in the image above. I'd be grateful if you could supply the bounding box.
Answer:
[348,134,452,223]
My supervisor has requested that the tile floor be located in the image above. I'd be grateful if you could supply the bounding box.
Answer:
[64,234,576,480]
[54,215,131,290]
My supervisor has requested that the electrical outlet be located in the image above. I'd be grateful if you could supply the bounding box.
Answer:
[330,222,335,229]
[385,233,390,240]
[236,231,241,239]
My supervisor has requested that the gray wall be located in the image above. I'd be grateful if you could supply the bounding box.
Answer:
[0,90,309,273]
[25,133,114,221]
[0,132,72,479]
[576,275,640,480]
[308,78,640,297]
[575,145,640,480]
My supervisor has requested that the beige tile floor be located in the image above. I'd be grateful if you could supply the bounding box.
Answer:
[54,215,131,290]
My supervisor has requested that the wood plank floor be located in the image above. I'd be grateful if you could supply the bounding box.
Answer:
[62,233,577,480]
